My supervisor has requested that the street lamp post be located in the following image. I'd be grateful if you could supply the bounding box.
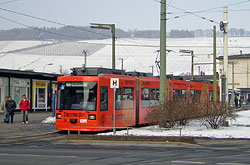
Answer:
[90,23,116,70]
[43,63,53,72]
[180,49,194,80]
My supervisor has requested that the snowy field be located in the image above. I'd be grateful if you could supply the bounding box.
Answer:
[98,110,250,139]
[1,37,250,75]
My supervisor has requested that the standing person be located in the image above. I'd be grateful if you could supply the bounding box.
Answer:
[19,95,30,124]
[5,96,16,124]
[235,95,238,107]
[239,96,242,108]
[1,96,8,122]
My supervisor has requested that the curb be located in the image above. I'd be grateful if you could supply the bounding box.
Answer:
[67,135,197,144]
[4,131,59,140]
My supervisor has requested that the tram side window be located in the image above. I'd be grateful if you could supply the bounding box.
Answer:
[100,87,108,111]
[123,87,134,109]
[195,90,201,103]
[209,91,213,103]
[141,88,150,108]
[150,88,156,107]
[156,88,160,106]
[173,89,181,101]
[115,88,122,110]
[190,90,195,103]
[181,90,186,102]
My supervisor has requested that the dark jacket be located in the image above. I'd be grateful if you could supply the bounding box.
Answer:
[5,100,16,113]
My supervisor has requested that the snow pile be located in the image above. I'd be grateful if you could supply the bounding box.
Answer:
[99,110,250,139]
[41,117,55,124]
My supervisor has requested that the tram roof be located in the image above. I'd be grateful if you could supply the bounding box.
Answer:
[70,67,154,77]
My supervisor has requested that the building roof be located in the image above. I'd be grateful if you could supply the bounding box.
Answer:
[217,54,250,60]
[0,68,61,80]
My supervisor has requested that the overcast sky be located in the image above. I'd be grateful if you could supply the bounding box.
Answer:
[0,0,249,31]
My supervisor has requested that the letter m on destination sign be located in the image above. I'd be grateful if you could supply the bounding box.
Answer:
[110,78,119,88]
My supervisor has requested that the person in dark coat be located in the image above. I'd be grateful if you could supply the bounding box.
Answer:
[235,95,238,107]
[5,96,16,124]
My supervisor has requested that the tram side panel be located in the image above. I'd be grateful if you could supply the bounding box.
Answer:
[138,77,160,125]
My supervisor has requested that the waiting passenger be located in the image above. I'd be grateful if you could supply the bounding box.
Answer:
[19,95,30,124]
[1,96,8,123]
[5,96,16,124]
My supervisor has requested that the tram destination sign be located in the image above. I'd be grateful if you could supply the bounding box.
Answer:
[66,82,88,87]
[110,78,119,88]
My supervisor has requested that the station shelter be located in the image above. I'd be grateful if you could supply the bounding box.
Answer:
[0,69,60,111]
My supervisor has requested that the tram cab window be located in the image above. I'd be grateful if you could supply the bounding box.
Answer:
[123,87,134,109]
[100,87,108,111]
[195,90,201,103]
[156,88,160,106]
[57,82,97,111]
[141,88,150,108]
[115,88,122,110]
[150,88,156,107]
[190,90,195,103]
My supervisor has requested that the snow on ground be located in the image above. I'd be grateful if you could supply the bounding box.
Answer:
[99,110,250,139]
[41,117,55,124]
[1,37,250,75]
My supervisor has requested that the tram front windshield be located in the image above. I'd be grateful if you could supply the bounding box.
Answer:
[57,82,98,111]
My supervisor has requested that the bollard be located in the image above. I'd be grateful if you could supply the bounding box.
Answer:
[179,128,182,136]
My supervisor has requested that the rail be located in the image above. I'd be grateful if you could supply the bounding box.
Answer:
[68,126,131,135]
[67,126,183,136]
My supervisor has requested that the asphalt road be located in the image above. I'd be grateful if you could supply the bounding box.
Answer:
[1,139,250,165]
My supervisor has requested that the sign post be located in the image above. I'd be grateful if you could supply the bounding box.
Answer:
[110,78,119,135]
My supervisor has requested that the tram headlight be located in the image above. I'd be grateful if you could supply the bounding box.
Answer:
[56,113,62,119]
[88,114,96,120]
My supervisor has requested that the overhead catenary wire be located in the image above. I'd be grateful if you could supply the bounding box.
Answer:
[0,7,161,48]
[0,6,249,49]
[0,3,249,61]
[0,0,19,5]
[0,7,111,38]
[117,39,151,72]
[153,0,250,24]
[167,8,250,14]
[0,15,91,40]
